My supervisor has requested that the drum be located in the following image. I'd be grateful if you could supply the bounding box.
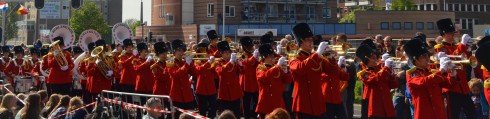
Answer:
[14,76,34,93]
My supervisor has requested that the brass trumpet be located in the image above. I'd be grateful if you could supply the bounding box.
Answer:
[49,40,68,67]
[91,46,113,80]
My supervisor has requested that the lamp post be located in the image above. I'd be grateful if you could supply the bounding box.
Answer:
[222,0,225,41]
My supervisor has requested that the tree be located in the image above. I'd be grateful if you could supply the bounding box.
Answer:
[123,18,140,36]
[339,9,365,23]
[70,1,110,43]
[4,3,20,41]
[391,0,415,10]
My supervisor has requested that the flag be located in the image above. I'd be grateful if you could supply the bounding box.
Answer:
[0,2,8,11]
[14,4,27,15]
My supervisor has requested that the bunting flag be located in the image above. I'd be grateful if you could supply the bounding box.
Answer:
[0,2,8,11]
[14,4,27,15]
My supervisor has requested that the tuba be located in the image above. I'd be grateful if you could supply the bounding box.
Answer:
[78,29,101,52]
[49,24,75,67]
[91,46,114,80]
[112,23,133,45]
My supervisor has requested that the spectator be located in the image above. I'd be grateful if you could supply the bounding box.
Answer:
[142,98,163,119]
[16,93,42,119]
[374,34,383,46]
[179,113,194,119]
[435,36,443,44]
[383,36,395,57]
[37,90,48,106]
[218,110,236,119]
[0,93,17,119]
[265,108,291,119]
[64,97,87,119]
[279,38,289,47]
[284,34,293,41]
[49,95,70,119]
[16,94,26,101]
[2,84,13,95]
[41,94,60,118]
[468,78,488,119]
[335,33,348,45]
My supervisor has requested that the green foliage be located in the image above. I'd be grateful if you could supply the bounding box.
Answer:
[4,3,20,41]
[339,9,364,23]
[391,0,415,10]
[354,80,362,104]
[123,18,140,36]
[372,0,384,10]
[69,1,110,43]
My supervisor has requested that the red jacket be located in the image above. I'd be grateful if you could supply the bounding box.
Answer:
[407,67,455,119]
[168,59,195,103]
[151,61,171,95]
[208,46,220,58]
[289,51,326,116]
[359,66,397,118]
[216,60,243,101]
[47,51,74,84]
[30,59,42,86]
[134,56,154,92]
[0,57,10,72]
[322,60,350,104]
[112,52,121,78]
[119,54,137,85]
[4,59,30,79]
[436,42,471,94]
[79,60,87,85]
[86,61,112,94]
[255,64,292,114]
[240,54,260,93]
[191,61,217,95]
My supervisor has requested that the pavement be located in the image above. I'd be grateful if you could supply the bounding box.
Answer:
[353,104,362,119]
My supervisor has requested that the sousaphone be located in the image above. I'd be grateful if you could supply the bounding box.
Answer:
[78,29,101,52]
[112,23,132,45]
[49,24,75,49]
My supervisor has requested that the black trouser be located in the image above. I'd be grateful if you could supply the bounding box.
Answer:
[295,112,323,119]
[368,116,396,119]
[174,102,195,119]
[220,99,241,119]
[243,91,258,119]
[362,99,369,119]
[50,83,71,95]
[196,94,217,119]
[394,96,410,119]
[112,78,120,91]
[325,103,347,119]
[446,92,476,119]
[119,84,135,103]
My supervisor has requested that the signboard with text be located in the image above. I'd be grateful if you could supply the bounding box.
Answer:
[39,1,71,19]
[237,29,277,36]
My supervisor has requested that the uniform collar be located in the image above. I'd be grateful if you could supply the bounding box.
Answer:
[298,49,311,56]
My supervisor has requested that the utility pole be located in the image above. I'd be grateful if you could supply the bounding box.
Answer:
[140,0,144,43]
[222,0,225,41]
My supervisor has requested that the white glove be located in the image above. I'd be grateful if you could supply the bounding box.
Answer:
[132,49,138,56]
[96,59,102,65]
[381,53,390,61]
[338,56,347,67]
[253,49,260,61]
[439,58,452,72]
[384,58,394,69]
[230,53,237,64]
[439,57,451,65]
[276,45,283,54]
[146,56,153,63]
[316,42,329,54]
[106,70,113,77]
[277,57,287,67]
[435,52,447,61]
[208,56,215,63]
[461,34,471,46]
[185,55,192,65]
[61,65,69,71]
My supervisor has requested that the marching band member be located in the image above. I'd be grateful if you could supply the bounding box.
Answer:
[322,56,350,119]
[405,38,457,119]
[168,39,195,117]
[86,45,113,101]
[215,41,243,118]
[71,46,84,96]
[239,36,260,119]
[46,36,75,95]
[150,42,173,119]
[134,42,155,94]
[118,39,137,93]
[112,43,122,91]
[207,30,220,58]
[477,37,490,80]
[81,42,96,105]
[356,43,398,119]
[0,46,11,79]
[435,18,476,118]
[475,40,490,106]
[190,41,218,119]
[4,46,28,85]
[29,48,42,89]
[255,44,292,118]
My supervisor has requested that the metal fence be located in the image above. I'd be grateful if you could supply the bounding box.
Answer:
[218,23,357,36]
[100,90,175,119]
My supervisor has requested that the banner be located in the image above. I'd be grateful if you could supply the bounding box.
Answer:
[237,29,277,36]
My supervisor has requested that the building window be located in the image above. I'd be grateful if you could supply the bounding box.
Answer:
[462,4,466,11]
[322,7,331,18]
[448,4,453,11]
[469,19,473,30]
[416,22,424,30]
[487,5,490,12]
[307,6,315,19]
[427,22,434,30]
[207,3,214,17]
[381,22,389,30]
[474,4,479,12]
[225,5,235,17]
[455,4,460,11]
[462,19,467,30]
[159,0,165,18]
[426,4,432,10]
[268,4,278,17]
[404,22,413,30]
[434,4,438,10]
[481,4,485,12]
[419,4,424,10]
[392,22,401,30]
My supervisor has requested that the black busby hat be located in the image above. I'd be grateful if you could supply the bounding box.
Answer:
[292,23,314,45]
[207,30,218,40]
[171,39,186,51]
[95,39,106,47]
[137,43,148,52]
[87,42,96,52]
[260,34,274,45]
[123,39,133,47]
[154,42,168,55]
[217,41,231,53]
[437,18,456,35]
[404,38,429,61]
[259,44,275,57]
[314,35,323,46]
[240,36,254,47]
[477,36,490,47]
[197,42,208,49]
[356,45,374,64]
[13,46,23,54]
[360,39,376,49]
[2,46,10,52]
[476,42,490,69]
[30,48,40,56]
[40,48,49,56]
[72,46,84,55]
[53,36,64,46]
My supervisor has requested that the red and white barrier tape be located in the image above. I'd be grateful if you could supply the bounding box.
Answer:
[1,85,25,104]
[53,101,96,119]
[174,107,208,119]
